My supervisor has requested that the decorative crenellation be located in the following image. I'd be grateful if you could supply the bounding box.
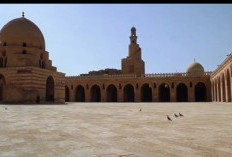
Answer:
[65,71,212,80]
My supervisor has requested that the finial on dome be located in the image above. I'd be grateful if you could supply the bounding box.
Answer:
[22,12,24,18]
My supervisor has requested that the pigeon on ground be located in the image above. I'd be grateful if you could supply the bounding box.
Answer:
[167,115,172,121]
[139,108,142,112]
[179,112,184,117]
[174,114,179,117]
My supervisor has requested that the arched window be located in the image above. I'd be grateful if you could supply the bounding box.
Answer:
[22,50,27,54]
[22,43,27,47]
[46,76,54,102]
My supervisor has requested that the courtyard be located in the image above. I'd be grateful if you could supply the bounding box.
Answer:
[0,102,232,157]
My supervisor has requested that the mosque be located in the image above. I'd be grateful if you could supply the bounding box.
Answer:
[0,15,231,103]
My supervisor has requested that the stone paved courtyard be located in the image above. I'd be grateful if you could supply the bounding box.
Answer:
[0,102,232,157]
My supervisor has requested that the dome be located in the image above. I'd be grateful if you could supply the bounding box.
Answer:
[187,62,205,76]
[0,17,45,50]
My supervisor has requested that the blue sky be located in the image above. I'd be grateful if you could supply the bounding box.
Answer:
[0,4,232,76]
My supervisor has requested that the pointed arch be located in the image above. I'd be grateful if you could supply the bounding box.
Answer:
[65,86,69,102]
[159,83,170,102]
[195,82,206,102]
[218,77,221,101]
[123,84,134,102]
[91,85,101,102]
[75,85,85,102]
[226,69,231,102]
[107,84,117,102]
[221,74,226,102]
[46,76,54,102]
[141,83,152,102]
[176,83,188,102]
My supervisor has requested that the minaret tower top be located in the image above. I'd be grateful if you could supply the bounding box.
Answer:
[130,26,137,44]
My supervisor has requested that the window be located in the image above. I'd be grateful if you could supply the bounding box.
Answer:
[22,50,27,54]
[172,82,174,88]
[3,42,6,46]
[154,83,156,88]
[22,43,26,47]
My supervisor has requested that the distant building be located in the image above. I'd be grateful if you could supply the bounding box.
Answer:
[0,15,231,103]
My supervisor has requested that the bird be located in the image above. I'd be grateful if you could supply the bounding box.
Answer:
[167,115,172,121]
[139,108,142,112]
[5,107,7,110]
[179,112,184,117]
[174,114,179,117]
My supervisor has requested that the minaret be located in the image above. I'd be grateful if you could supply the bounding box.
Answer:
[121,27,145,77]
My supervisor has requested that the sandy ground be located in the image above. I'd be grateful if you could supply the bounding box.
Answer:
[0,102,232,157]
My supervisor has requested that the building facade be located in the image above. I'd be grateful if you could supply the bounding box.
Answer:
[0,15,231,103]
[0,16,65,103]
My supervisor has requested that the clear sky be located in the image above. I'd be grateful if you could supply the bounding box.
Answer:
[0,4,232,76]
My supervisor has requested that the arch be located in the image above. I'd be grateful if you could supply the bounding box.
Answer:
[211,81,214,101]
[195,82,206,102]
[91,85,101,102]
[221,74,226,102]
[75,85,85,102]
[226,69,231,102]
[0,74,5,102]
[213,80,216,101]
[141,83,152,102]
[46,76,54,102]
[176,83,188,102]
[65,86,69,102]
[123,84,134,102]
[107,84,117,102]
[218,77,221,101]
[159,83,170,102]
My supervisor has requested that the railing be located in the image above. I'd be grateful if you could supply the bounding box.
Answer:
[144,72,212,77]
[66,74,137,79]
[66,71,212,80]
